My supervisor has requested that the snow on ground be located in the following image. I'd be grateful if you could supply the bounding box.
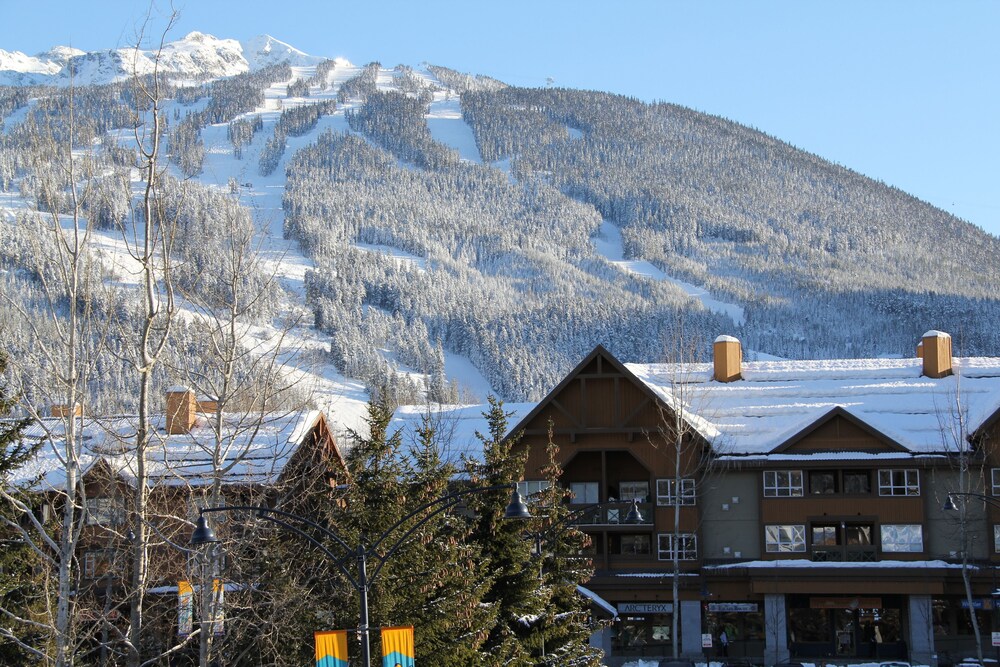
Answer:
[593,220,745,325]
[425,94,483,163]
[353,242,427,273]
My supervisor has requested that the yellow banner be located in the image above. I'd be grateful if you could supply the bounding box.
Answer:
[315,630,348,667]
[381,625,415,667]
[177,581,193,637]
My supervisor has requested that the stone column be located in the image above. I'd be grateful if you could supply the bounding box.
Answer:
[681,599,704,658]
[908,594,936,667]
[765,594,789,666]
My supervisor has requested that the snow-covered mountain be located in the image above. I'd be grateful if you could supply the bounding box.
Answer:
[0,32,323,86]
[2,31,1000,429]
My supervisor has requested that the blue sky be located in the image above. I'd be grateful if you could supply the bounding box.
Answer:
[2,0,998,236]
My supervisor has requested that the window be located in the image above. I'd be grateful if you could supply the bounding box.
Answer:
[881,524,924,553]
[765,525,806,553]
[995,525,1000,553]
[843,470,871,495]
[809,471,837,494]
[85,497,122,526]
[993,469,1000,496]
[763,471,803,497]
[812,525,839,547]
[657,533,697,561]
[569,482,599,504]
[656,478,696,506]
[619,481,649,502]
[878,469,919,496]
[517,480,550,500]
[618,534,651,555]
[83,550,113,579]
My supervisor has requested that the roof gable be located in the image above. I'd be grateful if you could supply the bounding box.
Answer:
[507,345,669,439]
[771,407,908,455]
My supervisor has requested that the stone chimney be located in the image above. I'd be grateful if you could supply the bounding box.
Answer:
[713,335,742,383]
[921,330,953,378]
[165,387,197,435]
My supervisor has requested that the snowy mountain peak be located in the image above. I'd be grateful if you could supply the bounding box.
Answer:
[240,34,325,70]
[0,32,324,87]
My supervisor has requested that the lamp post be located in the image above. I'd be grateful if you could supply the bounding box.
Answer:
[509,495,646,662]
[190,484,529,666]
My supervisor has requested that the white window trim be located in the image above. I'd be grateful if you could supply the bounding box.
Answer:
[657,533,698,561]
[656,478,696,506]
[877,469,920,496]
[992,469,1000,497]
[763,470,804,497]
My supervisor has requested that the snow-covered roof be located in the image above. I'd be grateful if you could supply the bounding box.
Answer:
[388,402,534,466]
[12,410,325,492]
[626,356,1000,456]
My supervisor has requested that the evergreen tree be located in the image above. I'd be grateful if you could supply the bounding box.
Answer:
[0,351,45,662]
[465,396,539,665]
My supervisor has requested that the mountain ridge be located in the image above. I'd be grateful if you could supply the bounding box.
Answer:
[1,35,998,420]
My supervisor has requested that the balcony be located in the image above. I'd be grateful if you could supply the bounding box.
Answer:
[568,501,653,527]
[811,546,877,562]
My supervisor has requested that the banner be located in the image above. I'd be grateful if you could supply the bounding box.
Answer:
[177,581,193,637]
[315,630,349,667]
[211,579,225,636]
[381,625,415,667]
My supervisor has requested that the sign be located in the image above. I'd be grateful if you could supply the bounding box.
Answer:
[619,602,673,614]
[810,597,882,610]
[961,598,993,610]
[708,603,759,613]
[702,633,713,648]
[381,626,415,667]
[315,630,349,667]
[177,581,193,637]
[992,632,1000,648]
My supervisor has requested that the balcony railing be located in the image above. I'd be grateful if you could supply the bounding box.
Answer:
[811,546,877,562]
[568,501,653,526]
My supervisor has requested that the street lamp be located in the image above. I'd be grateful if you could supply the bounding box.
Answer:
[190,485,527,666]
[943,491,1000,512]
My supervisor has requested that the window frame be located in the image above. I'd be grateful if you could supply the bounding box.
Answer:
[992,469,1000,496]
[85,497,122,526]
[569,481,600,504]
[763,470,804,497]
[657,533,698,561]
[881,524,924,553]
[765,524,806,553]
[877,469,920,496]
[619,481,650,502]
[656,478,696,506]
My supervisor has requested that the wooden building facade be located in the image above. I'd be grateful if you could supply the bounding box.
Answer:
[505,332,1000,666]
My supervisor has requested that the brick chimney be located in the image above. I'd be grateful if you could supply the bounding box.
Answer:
[713,335,742,383]
[921,330,953,378]
[165,387,197,435]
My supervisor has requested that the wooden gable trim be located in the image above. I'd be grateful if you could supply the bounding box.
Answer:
[770,406,909,454]
[505,345,670,440]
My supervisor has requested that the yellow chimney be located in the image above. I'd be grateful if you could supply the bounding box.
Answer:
[713,335,742,383]
[165,387,197,434]
[921,331,952,378]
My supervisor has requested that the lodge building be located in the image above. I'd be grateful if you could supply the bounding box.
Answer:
[500,331,1000,666]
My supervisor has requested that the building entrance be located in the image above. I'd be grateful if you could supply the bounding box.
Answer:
[787,595,905,660]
